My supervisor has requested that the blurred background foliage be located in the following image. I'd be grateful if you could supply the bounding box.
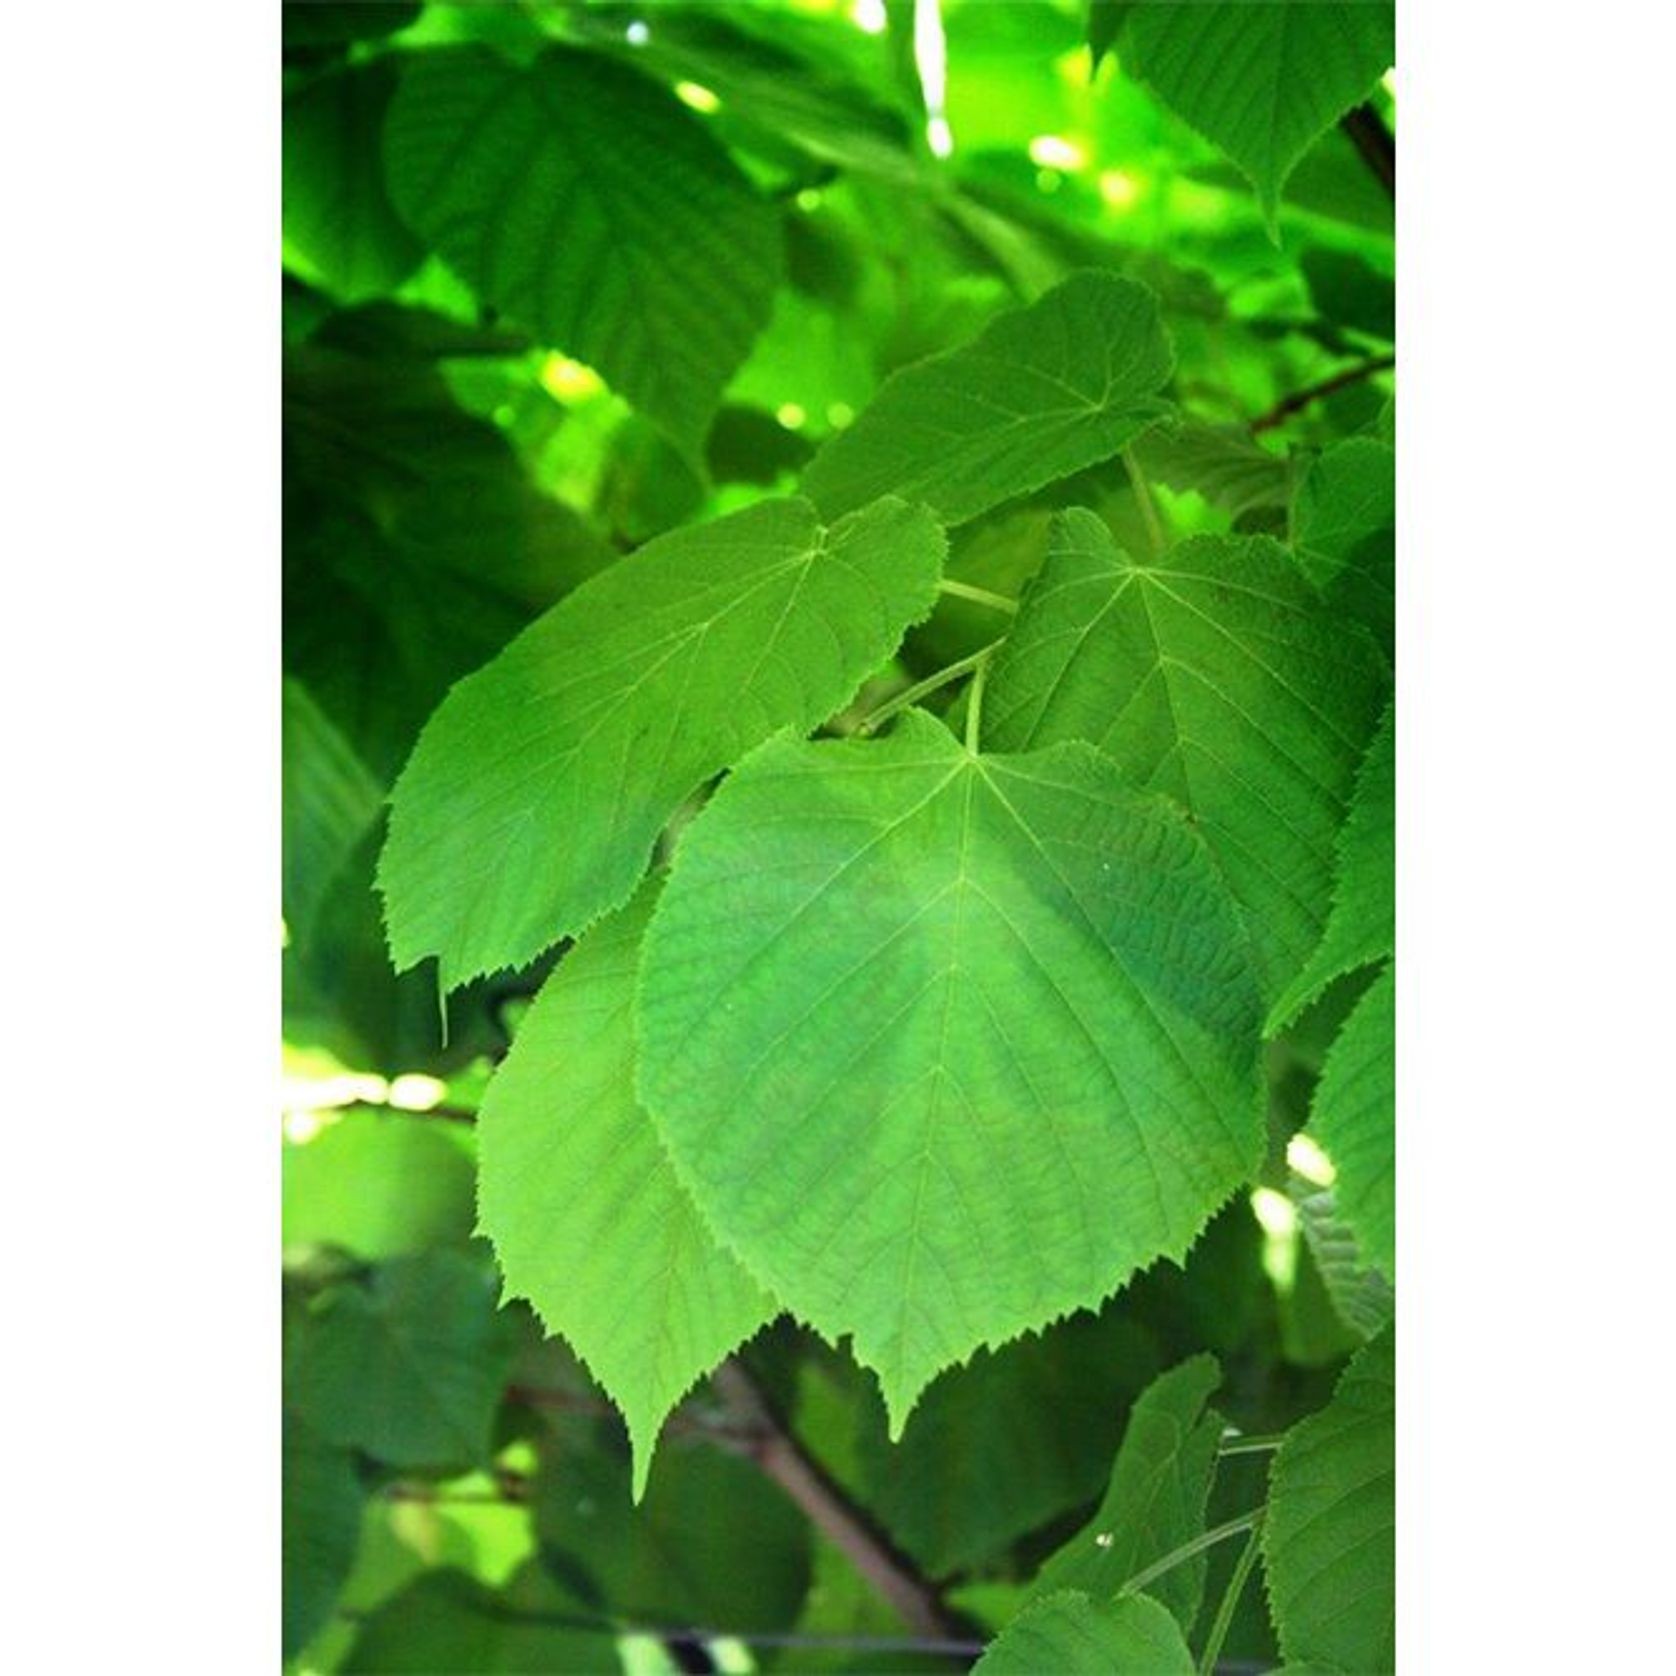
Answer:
[283,2,1394,1669]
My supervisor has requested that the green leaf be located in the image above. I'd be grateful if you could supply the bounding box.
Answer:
[801,271,1175,527]
[1031,1356,1223,1632]
[535,1432,813,1633]
[340,1565,620,1674]
[855,1307,1164,1576]
[984,510,1388,1001]
[1263,1325,1395,1674]
[1087,4,1139,75]
[282,1109,476,1262]
[379,494,945,992]
[1309,962,1395,1276]
[282,1413,365,1659]
[1124,1,1396,223]
[477,880,777,1500]
[638,711,1263,1431]
[283,59,424,302]
[1292,437,1395,661]
[1269,702,1394,1032]
[287,1251,521,1469]
[1133,421,1294,523]
[975,1590,1195,1675]
[384,45,782,455]
[282,677,384,945]
[1293,1176,1394,1341]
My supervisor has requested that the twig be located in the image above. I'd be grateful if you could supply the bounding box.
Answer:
[709,1359,972,1647]
[1250,353,1395,434]
[1340,103,1396,199]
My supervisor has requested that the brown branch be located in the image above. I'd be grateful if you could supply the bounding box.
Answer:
[1340,103,1396,199]
[1250,353,1396,434]
[709,1359,973,1649]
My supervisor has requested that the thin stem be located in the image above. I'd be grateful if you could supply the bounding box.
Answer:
[858,641,1003,735]
[710,1360,972,1646]
[1122,445,1167,558]
[1217,1431,1286,1457]
[1116,1509,1263,1600]
[1196,1517,1263,1676]
[936,578,1018,614]
[964,652,989,753]
[1251,353,1396,434]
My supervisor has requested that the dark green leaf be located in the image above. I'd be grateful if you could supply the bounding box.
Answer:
[975,1590,1194,1674]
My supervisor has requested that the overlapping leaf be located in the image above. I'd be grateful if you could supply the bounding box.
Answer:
[638,712,1263,1430]
[1294,437,1396,660]
[282,1413,365,1659]
[1264,1325,1396,1673]
[974,1590,1194,1675]
[1270,702,1394,1031]
[384,45,781,454]
[477,880,777,1499]
[1309,963,1395,1276]
[1123,1,1396,222]
[801,271,1174,526]
[282,59,424,301]
[286,1250,520,1469]
[984,510,1388,1001]
[1031,1356,1223,1631]
[379,495,945,991]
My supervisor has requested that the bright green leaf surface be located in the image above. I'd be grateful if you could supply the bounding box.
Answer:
[984,510,1388,1001]
[477,881,777,1499]
[801,271,1174,526]
[1270,702,1394,1032]
[282,676,384,945]
[282,1110,476,1261]
[1124,1,1396,222]
[1293,1177,1394,1342]
[384,45,781,454]
[974,1589,1194,1675]
[638,712,1263,1430]
[380,494,945,991]
[1031,1355,1222,1631]
[1310,962,1395,1276]
[536,1434,813,1633]
[1293,437,1395,659]
[1264,1325,1395,1674]
[282,1413,365,1659]
[283,59,424,301]
[287,1250,520,1469]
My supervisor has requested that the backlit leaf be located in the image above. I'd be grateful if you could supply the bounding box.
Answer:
[801,271,1174,527]
[638,711,1263,1430]
[477,880,777,1499]
[384,45,782,454]
[380,494,945,991]
[1124,1,1396,223]
[984,510,1388,1001]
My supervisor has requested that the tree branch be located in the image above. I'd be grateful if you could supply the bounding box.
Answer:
[1340,103,1396,199]
[1250,353,1395,434]
[709,1358,974,1648]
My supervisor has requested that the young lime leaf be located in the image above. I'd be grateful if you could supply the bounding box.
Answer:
[379,494,945,993]
[1264,1324,1396,1673]
[477,880,777,1501]
[637,712,1263,1433]
[985,511,1388,1003]
[384,45,781,458]
[1124,1,1396,227]
[801,271,1174,527]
